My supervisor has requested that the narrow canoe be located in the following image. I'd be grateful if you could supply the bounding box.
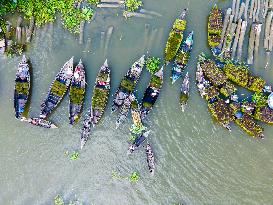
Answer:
[14,55,30,119]
[180,72,190,112]
[69,60,86,125]
[127,130,150,154]
[172,31,193,84]
[80,59,111,149]
[140,66,164,120]
[146,143,155,175]
[112,55,145,113]
[40,57,74,119]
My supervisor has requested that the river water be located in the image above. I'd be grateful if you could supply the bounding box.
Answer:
[1,0,273,204]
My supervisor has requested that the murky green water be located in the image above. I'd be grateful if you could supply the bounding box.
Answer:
[1,0,273,204]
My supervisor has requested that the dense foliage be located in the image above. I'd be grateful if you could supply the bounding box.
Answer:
[125,0,143,12]
[145,57,161,74]
[1,0,96,34]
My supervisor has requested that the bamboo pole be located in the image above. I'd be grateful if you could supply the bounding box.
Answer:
[224,23,237,58]
[269,20,273,51]
[250,0,255,19]
[97,3,121,8]
[245,0,251,19]
[255,0,261,22]
[237,21,247,61]
[235,0,241,21]
[264,0,269,18]
[219,8,232,50]
[26,17,34,43]
[254,24,262,61]
[248,24,256,64]
[222,15,235,53]
[16,17,23,44]
[252,0,258,22]
[232,0,236,16]
[238,3,246,20]
[264,11,273,49]
[232,19,243,59]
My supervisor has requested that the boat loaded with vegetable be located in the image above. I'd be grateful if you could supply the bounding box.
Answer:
[116,94,135,129]
[81,60,111,149]
[208,5,223,56]
[164,9,187,63]
[172,31,193,84]
[40,57,74,119]
[20,117,58,129]
[69,60,86,125]
[140,66,164,120]
[180,72,190,112]
[14,55,30,119]
[112,55,145,112]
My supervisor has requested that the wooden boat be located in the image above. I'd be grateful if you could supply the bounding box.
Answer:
[14,55,30,119]
[172,31,193,84]
[80,60,110,149]
[127,130,150,154]
[20,117,58,129]
[69,60,86,125]
[140,66,164,120]
[208,5,223,56]
[40,57,74,119]
[112,55,145,113]
[146,143,155,176]
[115,94,135,129]
[164,9,187,63]
[180,72,190,112]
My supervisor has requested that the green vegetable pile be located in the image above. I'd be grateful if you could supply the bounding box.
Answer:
[150,75,162,89]
[145,57,161,74]
[15,81,29,95]
[92,87,109,109]
[51,80,67,97]
[70,86,85,105]
[120,78,135,92]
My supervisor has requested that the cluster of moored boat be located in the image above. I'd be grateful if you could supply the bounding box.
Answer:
[164,9,193,112]
[197,3,273,139]
[14,54,165,175]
